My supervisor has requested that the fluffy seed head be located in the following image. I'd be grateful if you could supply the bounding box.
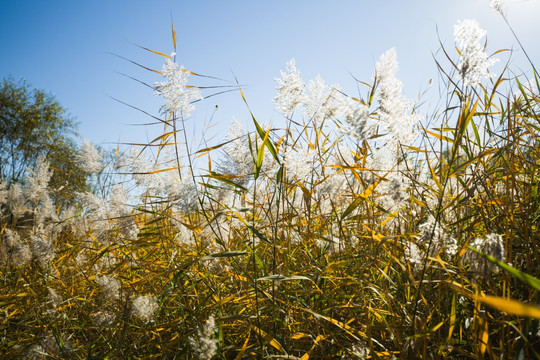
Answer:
[1,229,32,266]
[454,19,498,86]
[463,233,505,275]
[188,316,218,360]
[274,59,306,115]
[95,275,121,301]
[132,295,158,322]
[154,55,203,116]
[80,139,104,175]
[374,48,420,146]
[490,0,505,16]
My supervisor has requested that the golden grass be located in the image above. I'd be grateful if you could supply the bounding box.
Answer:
[2,22,540,360]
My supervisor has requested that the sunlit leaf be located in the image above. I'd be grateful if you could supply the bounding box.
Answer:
[449,282,540,319]
[171,21,177,50]
[252,325,286,353]
[467,246,540,291]
[342,179,381,219]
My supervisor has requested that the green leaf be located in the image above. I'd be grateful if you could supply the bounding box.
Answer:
[450,98,478,161]
[248,225,272,244]
[253,117,279,164]
[470,118,482,152]
[467,246,540,292]
[276,165,284,185]
[204,171,248,191]
[237,87,279,164]
[247,131,255,165]
[257,274,311,281]
[254,128,270,180]
[341,179,380,219]
[200,251,249,260]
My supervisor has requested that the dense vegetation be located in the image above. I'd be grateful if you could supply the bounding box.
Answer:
[0,79,88,206]
[1,7,539,359]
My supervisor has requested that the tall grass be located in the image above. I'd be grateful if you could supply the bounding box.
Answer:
[1,14,540,360]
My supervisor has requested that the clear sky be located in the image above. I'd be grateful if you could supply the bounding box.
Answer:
[1,0,539,150]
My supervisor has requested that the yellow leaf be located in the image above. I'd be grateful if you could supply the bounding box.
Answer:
[139,166,181,175]
[342,179,381,219]
[426,156,442,192]
[299,334,327,360]
[171,21,177,50]
[423,127,454,143]
[298,182,311,203]
[134,43,170,59]
[381,211,398,226]
[478,295,540,319]
[149,130,180,145]
[411,197,427,207]
[213,294,235,307]
[300,308,364,340]
[477,316,489,356]
[430,321,445,333]
[447,294,456,343]
[449,281,540,319]
[323,261,346,273]
[252,325,286,353]
[228,272,249,283]
[239,88,247,103]
[406,145,428,153]
[178,221,202,234]
[234,332,251,360]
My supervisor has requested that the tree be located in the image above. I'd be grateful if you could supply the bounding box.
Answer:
[0,78,88,204]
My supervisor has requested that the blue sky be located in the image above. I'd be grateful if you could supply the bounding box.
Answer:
[1,0,539,150]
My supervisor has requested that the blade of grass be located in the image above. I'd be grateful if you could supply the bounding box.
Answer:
[467,246,540,291]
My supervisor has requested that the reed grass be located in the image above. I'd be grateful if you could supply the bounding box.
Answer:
[1,16,539,360]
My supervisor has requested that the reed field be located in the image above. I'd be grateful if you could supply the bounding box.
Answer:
[1,5,539,359]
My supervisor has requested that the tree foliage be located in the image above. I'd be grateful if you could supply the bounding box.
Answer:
[0,78,87,204]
